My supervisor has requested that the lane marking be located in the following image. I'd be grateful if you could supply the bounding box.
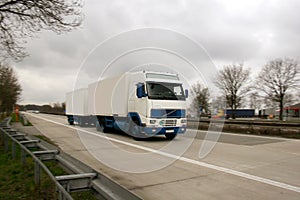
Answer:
[26,113,300,193]
[195,129,296,141]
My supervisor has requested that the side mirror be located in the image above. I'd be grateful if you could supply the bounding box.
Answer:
[185,89,189,98]
[136,83,146,98]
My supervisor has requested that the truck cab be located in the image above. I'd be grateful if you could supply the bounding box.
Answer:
[127,71,188,139]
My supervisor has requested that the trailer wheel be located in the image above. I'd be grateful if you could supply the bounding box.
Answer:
[165,133,177,140]
[78,117,85,127]
[96,117,109,133]
[67,115,74,125]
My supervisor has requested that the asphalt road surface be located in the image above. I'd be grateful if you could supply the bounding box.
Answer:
[17,113,300,200]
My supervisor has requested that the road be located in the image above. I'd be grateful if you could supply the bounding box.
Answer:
[17,113,300,200]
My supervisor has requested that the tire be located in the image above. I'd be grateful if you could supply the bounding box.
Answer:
[128,118,143,140]
[165,133,177,140]
[79,117,84,127]
[96,121,102,131]
[96,117,109,133]
[67,115,74,125]
[131,124,142,140]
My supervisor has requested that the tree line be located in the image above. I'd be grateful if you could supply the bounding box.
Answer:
[2,57,299,120]
[190,58,300,120]
[0,62,21,113]
[20,102,66,115]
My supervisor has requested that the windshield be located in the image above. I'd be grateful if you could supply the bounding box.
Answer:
[146,82,185,100]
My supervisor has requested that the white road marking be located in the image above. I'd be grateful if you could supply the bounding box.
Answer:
[27,113,300,193]
[195,129,295,141]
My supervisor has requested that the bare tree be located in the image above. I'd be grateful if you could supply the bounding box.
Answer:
[0,62,22,112]
[214,64,251,119]
[249,92,263,110]
[189,82,210,117]
[0,0,83,61]
[211,95,226,110]
[256,58,300,120]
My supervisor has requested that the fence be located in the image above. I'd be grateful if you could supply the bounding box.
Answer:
[0,117,141,200]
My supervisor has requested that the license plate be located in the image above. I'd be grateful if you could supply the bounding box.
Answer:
[166,130,174,133]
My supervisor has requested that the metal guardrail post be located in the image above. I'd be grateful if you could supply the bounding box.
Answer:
[33,150,58,161]
[11,133,26,141]
[21,148,26,165]
[0,130,3,145]
[58,190,66,200]
[12,140,16,159]
[22,114,28,126]
[4,134,9,153]
[20,140,39,148]
[35,160,41,186]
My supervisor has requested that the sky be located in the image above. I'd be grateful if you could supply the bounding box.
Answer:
[12,0,300,105]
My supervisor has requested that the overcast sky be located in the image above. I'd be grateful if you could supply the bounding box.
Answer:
[13,0,300,105]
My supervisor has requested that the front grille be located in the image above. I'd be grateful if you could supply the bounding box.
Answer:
[151,109,186,118]
[164,120,177,126]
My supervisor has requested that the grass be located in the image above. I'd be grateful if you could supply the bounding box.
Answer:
[0,133,98,199]
[11,113,32,126]
[0,145,57,199]
[0,113,8,121]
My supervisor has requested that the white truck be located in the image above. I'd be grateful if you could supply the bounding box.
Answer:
[66,71,188,139]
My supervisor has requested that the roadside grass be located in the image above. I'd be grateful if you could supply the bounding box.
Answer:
[0,112,9,121]
[11,113,32,126]
[0,145,57,199]
[0,134,98,199]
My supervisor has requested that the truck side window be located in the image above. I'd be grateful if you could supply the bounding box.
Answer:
[136,83,146,98]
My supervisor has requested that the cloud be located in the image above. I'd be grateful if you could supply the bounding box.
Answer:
[12,0,300,104]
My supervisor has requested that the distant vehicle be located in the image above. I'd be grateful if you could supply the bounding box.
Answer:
[66,71,188,140]
[211,109,226,119]
[27,110,39,114]
[211,109,255,119]
[259,108,276,119]
[225,109,255,118]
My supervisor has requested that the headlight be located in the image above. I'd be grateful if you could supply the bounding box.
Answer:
[181,119,186,123]
[150,120,156,124]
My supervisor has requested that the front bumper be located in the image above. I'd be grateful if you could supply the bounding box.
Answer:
[142,126,186,135]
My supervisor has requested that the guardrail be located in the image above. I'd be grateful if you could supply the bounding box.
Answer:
[0,117,142,200]
[188,118,300,127]
[188,118,300,138]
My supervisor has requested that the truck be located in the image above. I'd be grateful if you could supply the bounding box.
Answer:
[211,109,255,119]
[225,109,255,118]
[259,108,277,119]
[66,71,188,140]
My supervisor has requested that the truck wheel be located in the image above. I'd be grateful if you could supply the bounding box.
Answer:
[79,117,84,127]
[67,115,74,125]
[165,133,177,140]
[96,121,102,131]
[132,126,143,140]
[97,118,109,133]
[129,118,142,140]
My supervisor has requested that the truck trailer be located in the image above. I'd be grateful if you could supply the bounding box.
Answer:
[66,71,188,139]
[225,109,255,118]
